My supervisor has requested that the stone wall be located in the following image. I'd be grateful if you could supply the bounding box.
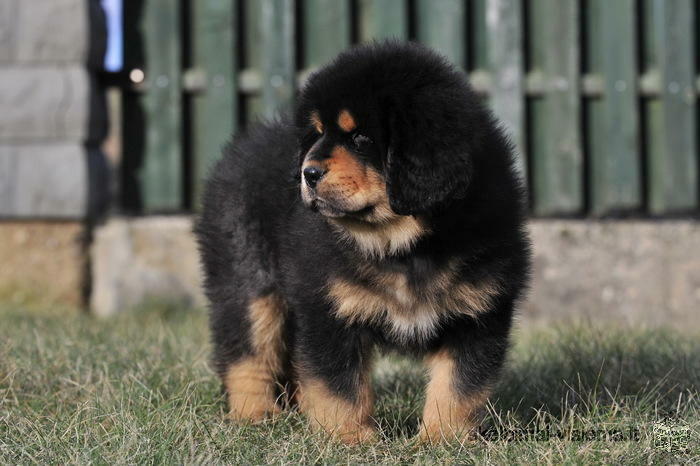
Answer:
[0,222,86,306]
[90,217,700,329]
[0,0,107,218]
[525,221,699,328]
[0,0,107,308]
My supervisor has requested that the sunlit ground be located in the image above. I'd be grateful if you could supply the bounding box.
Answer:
[1,303,698,464]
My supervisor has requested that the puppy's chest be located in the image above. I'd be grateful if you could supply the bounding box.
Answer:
[326,262,498,343]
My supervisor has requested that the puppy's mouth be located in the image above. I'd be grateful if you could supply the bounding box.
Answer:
[310,199,375,219]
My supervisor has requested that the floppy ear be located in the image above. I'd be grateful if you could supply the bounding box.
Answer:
[385,111,473,216]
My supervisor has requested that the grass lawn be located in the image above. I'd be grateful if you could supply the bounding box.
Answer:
[0,303,698,464]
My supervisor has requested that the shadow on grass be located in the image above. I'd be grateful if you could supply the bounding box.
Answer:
[371,324,700,440]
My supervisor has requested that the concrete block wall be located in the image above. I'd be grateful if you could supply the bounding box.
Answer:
[0,0,106,218]
[90,217,700,329]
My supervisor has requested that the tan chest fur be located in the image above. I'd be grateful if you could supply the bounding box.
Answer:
[326,262,501,342]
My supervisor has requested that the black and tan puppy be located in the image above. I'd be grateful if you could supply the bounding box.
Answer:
[195,41,531,444]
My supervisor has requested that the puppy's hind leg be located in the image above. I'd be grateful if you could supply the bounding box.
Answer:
[221,293,288,422]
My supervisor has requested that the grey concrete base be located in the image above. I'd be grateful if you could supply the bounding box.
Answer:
[90,217,700,328]
[90,217,206,318]
[525,220,699,328]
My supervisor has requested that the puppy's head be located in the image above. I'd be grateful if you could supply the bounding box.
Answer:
[297,107,395,223]
[296,41,482,223]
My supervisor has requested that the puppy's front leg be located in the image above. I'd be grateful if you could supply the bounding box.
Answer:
[418,308,512,443]
[418,349,491,443]
[295,323,376,444]
[298,373,375,444]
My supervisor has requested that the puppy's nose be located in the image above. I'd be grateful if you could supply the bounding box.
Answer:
[303,166,325,188]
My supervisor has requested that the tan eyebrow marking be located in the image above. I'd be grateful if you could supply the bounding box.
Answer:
[337,109,357,132]
[310,111,323,134]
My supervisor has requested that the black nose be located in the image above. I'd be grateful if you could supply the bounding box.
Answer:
[303,166,325,188]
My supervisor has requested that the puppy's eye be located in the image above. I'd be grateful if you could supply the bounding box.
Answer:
[352,133,372,149]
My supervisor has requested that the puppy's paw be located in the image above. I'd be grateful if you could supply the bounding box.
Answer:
[226,394,282,423]
[333,423,377,445]
[416,422,478,445]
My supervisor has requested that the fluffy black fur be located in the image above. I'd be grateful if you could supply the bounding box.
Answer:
[196,41,531,426]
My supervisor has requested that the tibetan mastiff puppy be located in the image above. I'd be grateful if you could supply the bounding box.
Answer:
[196,41,531,444]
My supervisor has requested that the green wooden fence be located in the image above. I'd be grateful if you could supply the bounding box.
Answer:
[122,0,699,216]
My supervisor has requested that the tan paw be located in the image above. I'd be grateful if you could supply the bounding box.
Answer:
[333,423,378,445]
[226,394,282,423]
[416,422,477,444]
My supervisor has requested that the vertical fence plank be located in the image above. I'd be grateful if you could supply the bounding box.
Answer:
[191,0,236,208]
[358,0,407,41]
[303,0,350,72]
[486,0,526,177]
[243,0,295,121]
[140,0,182,211]
[415,0,466,68]
[529,0,582,215]
[647,0,697,213]
[244,0,264,120]
[260,0,295,119]
[587,0,641,215]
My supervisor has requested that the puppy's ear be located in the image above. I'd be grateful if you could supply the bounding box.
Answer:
[385,111,473,215]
